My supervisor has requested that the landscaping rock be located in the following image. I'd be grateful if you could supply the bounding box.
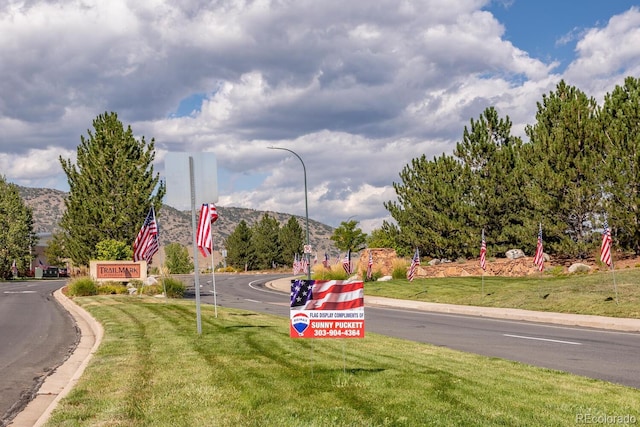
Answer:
[568,263,591,273]
[505,249,525,259]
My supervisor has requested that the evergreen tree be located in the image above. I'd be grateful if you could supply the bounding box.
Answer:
[454,107,530,255]
[366,223,401,251]
[385,153,475,259]
[330,220,367,253]
[525,81,603,257]
[59,112,165,265]
[599,76,640,254]
[251,213,281,269]
[224,220,255,271]
[0,177,38,278]
[279,216,304,265]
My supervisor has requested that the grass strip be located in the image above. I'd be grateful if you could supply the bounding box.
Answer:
[46,296,640,426]
[366,269,640,318]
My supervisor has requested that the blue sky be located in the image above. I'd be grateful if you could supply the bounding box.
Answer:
[1,0,639,232]
[486,1,639,71]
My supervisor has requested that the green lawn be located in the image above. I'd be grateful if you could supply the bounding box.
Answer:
[366,268,640,318]
[46,296,640,426]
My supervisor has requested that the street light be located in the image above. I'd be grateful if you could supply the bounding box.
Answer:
[268,146,311,280]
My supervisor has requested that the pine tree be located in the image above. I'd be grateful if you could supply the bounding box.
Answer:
[600,76,640,254]
[279,216,304,265]
[385,153,475,259]
[224,220,255,270]
[251,213,281,269]
[59,112,165,265]
[525,81,603,257]
[454,107,530,255]
[0,177,38,278]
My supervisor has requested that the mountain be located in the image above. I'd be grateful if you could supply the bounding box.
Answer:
[17,186,339,258]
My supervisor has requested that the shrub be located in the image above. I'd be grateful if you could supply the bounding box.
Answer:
[162,277,185,298]
[67,277,98,296]
[391,259,407,280]
[97,281,128,295]
[362,269,383,282]
[312,263,350,280]
[141,284,162,296]
[548,266,565,277]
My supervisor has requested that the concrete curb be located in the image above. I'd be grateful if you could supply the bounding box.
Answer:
[268,277,640,332]
[9,289,104,427]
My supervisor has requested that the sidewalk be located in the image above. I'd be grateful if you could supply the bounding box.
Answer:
[268,277,640,332]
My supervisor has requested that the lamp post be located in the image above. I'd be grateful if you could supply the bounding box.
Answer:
[268,146,311,280]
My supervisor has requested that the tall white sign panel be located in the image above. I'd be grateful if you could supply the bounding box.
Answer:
[165,152,218,209]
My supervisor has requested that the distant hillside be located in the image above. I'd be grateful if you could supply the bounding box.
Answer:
[18,186,338,258]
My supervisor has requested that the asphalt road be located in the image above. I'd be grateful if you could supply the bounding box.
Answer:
[190,273,640,389]
[0,280,78,426]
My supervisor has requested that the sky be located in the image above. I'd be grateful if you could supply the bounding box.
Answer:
[1,0,640,234]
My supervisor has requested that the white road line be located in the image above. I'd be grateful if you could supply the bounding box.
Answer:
[244,299,262,303]
[3,290,38,294]
[503,333,582,345]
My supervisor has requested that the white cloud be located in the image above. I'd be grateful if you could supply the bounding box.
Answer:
[1,0,639,233]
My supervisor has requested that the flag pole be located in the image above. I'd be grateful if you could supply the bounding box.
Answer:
[610,256,619,305]
[210,251,218,317]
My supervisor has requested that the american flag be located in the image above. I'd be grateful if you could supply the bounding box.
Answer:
[342,250,351,275]
[133,206,159,263]
[11,259,18,275]
[367,251,373,280]
[533,223,544,271]
[290,279,314,307]
[407,248,420,281]
[293,253,301,275]
[601,218,612,267]
[322,252,330,268]
[480,229,487,271]
[301,254,309,275]
[196,203,217,258]
[291,279,364,310]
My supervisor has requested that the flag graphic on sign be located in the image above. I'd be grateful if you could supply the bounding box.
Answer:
[133,206,159,263]
[290,280,364,311]
[196,203,217,258]
[601,218,612,267]
[480,229,487,271]
[534,223,544,272]
[407,248,420,281]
